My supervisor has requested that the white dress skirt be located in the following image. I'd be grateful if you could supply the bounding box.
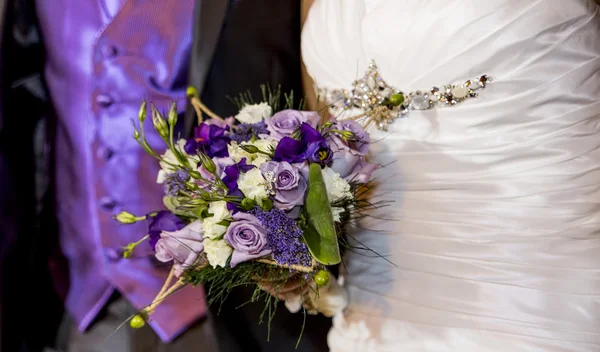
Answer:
[301,0,600,350]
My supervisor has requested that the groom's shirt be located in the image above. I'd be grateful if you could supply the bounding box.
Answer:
[35,0,206,342]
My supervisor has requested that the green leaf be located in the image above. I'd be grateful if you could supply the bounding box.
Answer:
[303,163,341,265]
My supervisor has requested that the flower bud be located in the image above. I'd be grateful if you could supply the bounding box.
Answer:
[199,153,216,174]
[314,270,330,287]
[188,170,202,180]
[239,144,260,154]
[186,86,199,98]
[168,102,178,126]
[339,130,356,141]
[130,314,146,329]
[138,101,147,123]
[114,211,138,224]
[260,198,273,211]
[241,198,256,211]
[321,121,334,129]
[151,104,169,139]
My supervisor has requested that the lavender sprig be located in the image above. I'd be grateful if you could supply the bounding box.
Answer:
[250,207,312,267]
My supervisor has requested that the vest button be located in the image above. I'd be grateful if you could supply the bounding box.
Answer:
[96,94,114,108]
[99,196,120,211]
[96,146,115,160]
[101,44,118,59]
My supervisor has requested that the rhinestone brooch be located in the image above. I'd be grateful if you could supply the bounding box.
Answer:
[318,60,491,131]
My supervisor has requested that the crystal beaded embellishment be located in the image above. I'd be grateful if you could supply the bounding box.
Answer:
[319,60,491,131]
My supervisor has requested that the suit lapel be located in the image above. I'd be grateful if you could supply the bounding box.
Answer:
[184,0,229,135]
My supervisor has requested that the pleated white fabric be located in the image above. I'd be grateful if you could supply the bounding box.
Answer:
[301,1,600,350]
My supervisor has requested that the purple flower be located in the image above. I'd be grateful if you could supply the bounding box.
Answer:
[154,220,204,277]
[304,140,333,166]
[273,137,305,163]
[148,211,187,251]
[185,123,231,158]
[222,158,255,192]
[250,207,311,267]
[327,120,376,182]
[163,169,190,196]
[299,122,324,144]
[260,161,307,211]
[273,123,327,164]
[224,212,272,267]
[231,121,270,143]
[265,110,320,141]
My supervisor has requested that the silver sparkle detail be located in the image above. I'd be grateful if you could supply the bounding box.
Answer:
[262,171,276,196]
[318,60,491,131]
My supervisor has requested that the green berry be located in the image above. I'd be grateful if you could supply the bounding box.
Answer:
[186,86,199,98]
[314,270,330,287]
[389,93,405,106]
[130,315,145,329]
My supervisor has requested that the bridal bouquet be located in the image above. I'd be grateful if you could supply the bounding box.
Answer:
[117,86,377,336]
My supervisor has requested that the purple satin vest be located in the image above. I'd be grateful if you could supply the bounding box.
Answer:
[36,0,205,342]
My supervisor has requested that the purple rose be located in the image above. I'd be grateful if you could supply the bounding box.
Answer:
[331,119,370,154]
[265,110,320,141]
[327,120,376,182]
[224,212,272,267]
[260,161,307,211]
[154,220,204,277]
[185,123,231,158]
[345,159,378,184]
[148,211,186,250]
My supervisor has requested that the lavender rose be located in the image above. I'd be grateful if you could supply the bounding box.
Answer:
[224,212,272,267]
[265,110,320,141]
[148,211,186,250]
[154,220,204,277]
[260,161,307,211]
[327,119,376,182]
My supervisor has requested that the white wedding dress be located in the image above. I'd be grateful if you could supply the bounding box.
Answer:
[301,0,600,351]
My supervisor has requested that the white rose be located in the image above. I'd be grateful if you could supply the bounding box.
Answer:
[250,139,277,153]
[203,238,233,268]
[322,167,353,203]
[157,139,199,183]
[227,141,253,163]
[251,154,271,168]
[228,139,276,167]
[208,201,232,222]
[237,168,269,202]
[202,217,228,240]
[248,139,277,166]
[235,103,272,124]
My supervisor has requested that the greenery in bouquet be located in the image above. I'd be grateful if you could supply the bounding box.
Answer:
[115,85,379,343]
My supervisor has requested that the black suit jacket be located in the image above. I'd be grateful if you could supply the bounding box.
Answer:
[187,1,331,351]
[0,0,63,351]
[0,0,331,351]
